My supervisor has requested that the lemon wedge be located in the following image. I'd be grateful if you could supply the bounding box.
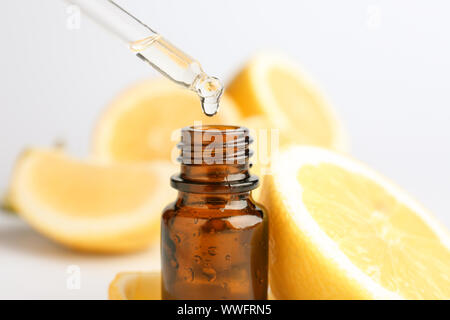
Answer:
[9,149,176,253]
[109,272,161,300]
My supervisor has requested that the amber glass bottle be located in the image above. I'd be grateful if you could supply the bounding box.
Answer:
[161,125,268,300]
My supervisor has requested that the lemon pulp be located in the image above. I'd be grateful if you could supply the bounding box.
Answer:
[299,164,450,299]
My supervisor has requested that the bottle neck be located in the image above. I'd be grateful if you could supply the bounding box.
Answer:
[171,125,259,194]
[175,190,254,208]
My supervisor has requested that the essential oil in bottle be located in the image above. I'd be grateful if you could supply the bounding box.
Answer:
[161,125,268,299]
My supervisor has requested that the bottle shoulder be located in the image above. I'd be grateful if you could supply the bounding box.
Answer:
[162,196,265,220]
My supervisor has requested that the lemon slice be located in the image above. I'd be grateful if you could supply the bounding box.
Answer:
[109,272,161,300]
[108,271,276,300]
[92,78,241,163]
[260,146,450,299]
[228,52,348,151]
[9,149,177,253]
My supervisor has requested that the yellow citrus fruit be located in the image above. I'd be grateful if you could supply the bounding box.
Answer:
[108,271,276,300]
[260,146,450,299]
[109,272,161,300]
[1,189,15,213]
[92,78,241,163]
[227,52,348,151]
[9,149,177,253]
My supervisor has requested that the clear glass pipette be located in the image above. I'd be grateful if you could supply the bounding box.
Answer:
[66,0,223,116]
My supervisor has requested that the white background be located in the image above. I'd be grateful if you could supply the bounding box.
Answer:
[0,0,449,299]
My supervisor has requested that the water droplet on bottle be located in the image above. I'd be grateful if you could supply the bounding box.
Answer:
[202,267,217,282]
[225,254,231,261]
[208,246,217,256]
[183,267,194,282]
[193,255,202,264]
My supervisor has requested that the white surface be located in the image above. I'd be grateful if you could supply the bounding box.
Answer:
[0,0,449,299]
[0,212,160,300]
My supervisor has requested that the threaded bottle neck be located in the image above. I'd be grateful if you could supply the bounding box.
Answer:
[171,125,258,194]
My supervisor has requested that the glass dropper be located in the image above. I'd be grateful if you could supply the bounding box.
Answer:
[65,0,223,116]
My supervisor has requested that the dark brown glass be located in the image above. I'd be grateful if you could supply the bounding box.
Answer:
[161,125,268,300]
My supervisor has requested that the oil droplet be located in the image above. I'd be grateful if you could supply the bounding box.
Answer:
[208,246,217,256]
[202,267,217,282]
[195,75,223,117]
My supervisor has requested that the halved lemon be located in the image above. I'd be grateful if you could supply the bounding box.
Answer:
[92,78,241,163]
[109,272,161,300]
[9,149,177,253]
[260,146,450,299]
[108,271,276,300]
[227,52,348,151]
